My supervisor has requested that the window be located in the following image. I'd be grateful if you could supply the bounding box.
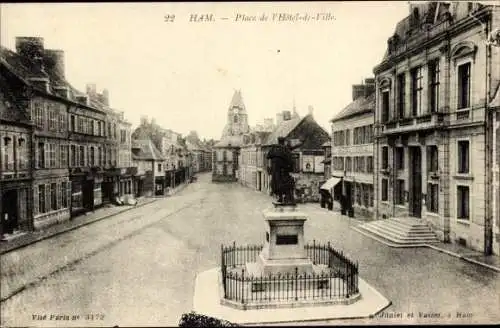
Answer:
[18,138,27,169]
[345,129,350,146]
[98,147,102,166]
[382,146,389,170]
[339,131,345,146]
[397,73,406,119]
[346,157,352,172]
[37,142,45,168]
[49,144,56,168]
[70,145,76,167]
[427,146,439,172]
[457,185,469,220]
[158,163,162,172]
[381,91,390,123]
[113,124,117,139]
[367,125,373,143]
[411,66,423,116]
[79,145,85,167]
[429,60,440,113]
[59,111,66,132]
[3,137,13,170]
[50,183,57,210]
[33,101,44,127]
[234,115,238,123]
[395,147,404,170]
[370,185,374,207]
[60,182,69,208]
[90,120,95,135]
[427,183,439,213]
[121,130,126,143]
[90,146,95,166]
[381,179,388,201]
[395,179,405,205]
[108,123,112,138]
[363,184,370,207]
[458,140,469,173]
[359,156,365,172]
[70,115,75,132]
[356,183,362,205]
[366,156,373,173]
[77,116,83,133]
[38,184,46,214]
[458,62,471,109]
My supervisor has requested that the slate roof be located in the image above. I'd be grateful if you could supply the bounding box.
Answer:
[264,115,304,146]
[0,63,32,126]
[330,92,375,123]
[131,139,165,161]
[213,135,244,148]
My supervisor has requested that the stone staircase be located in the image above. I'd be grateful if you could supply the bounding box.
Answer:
[353,217,440,247]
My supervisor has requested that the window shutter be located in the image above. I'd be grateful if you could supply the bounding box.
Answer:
[45,184,50,212]
[45,144,49,168]
[33,185,39,215]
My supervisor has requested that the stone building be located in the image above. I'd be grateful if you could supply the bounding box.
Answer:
[330,79,375,218]
[212,90,249,182]
[0,61,33,238]
[131,139,165,197]
[372,2,500,255]
[262,109,330,202]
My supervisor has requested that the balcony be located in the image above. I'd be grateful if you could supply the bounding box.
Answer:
[381,113,444,135]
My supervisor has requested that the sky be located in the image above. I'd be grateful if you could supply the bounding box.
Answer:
[1,1,410,140]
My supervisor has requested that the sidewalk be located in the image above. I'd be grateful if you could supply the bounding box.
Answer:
[0,182,189,255]
[307,203,500,273]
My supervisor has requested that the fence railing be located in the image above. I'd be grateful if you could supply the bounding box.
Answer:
[220,241,358,304]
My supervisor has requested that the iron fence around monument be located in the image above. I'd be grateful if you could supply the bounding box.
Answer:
[220,241,359,304]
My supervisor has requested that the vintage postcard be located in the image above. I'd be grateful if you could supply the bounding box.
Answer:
[0,1,499,327]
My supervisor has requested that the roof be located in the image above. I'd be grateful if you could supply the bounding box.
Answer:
[229,89,245,110]
[0,63,32,126]
[264,115,304,146]
[0,45,104,113]
[131,139,165,161]
[330,92,375,123]
[321,140,331,147]
[213,135,244,148]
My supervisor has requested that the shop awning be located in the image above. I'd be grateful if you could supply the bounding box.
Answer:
[320,177,341,191]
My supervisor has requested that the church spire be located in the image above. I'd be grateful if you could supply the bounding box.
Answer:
[229,89,246,111]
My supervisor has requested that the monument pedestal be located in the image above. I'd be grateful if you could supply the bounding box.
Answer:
[247,203,314,276]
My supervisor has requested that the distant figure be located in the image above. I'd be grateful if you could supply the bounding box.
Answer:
[266,137,302,204]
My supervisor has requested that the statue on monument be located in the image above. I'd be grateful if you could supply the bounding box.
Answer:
[266,137,302,205]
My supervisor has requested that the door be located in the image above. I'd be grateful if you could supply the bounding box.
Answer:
[1,190,18,234]
[409,146,422,218]
[82,180,94,211]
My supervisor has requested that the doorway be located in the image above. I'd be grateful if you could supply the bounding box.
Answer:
[409,146,422,218]
[82,180,94,211]
[1,190,18,235]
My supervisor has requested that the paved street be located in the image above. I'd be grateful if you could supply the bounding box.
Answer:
[1,172,499,327]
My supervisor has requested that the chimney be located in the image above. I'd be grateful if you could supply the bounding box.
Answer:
[102,88,109,106]
[44,49,65,79]
[16,37,45,72]
[282,110,292,121]
[364,78,375,97]
[86,83,97,96]
[276,112,283,126]
[352,84,365,101]
[308,106,314,116]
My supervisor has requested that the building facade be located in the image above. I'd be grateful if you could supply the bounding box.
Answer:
[0,62,33,237]
[330,79,376,218]
[373,2,499,255]
[212,90,249,182]
[131,139,165,197]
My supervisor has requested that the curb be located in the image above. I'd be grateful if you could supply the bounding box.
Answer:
[0,198,158,255]
[352,226,500,273]
[1,182,192,255]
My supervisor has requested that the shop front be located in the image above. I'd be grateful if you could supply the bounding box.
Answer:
[0,179,31,237]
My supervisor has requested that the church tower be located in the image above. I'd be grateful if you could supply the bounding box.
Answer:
[221,89,250,137]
